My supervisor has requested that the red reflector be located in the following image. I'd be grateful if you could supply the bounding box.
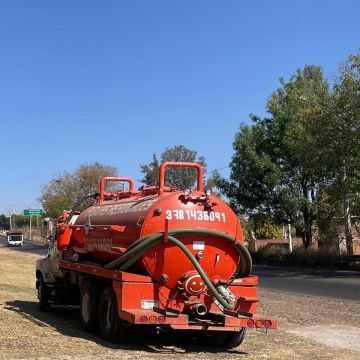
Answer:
[247,319,255,328]
[264,320,272,328]
[140,316,148,324]
[255,320,263,328]
[158,316,166,324]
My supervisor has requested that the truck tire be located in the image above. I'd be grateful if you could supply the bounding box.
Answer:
[222,328,247,349]
[98,286,125,342]
[80,282,99,333]
[38,275,50,312]
[199,328,246,349]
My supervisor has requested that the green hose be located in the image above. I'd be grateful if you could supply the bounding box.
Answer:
[234,242,252,278]
[104,233,163,269]
[104,228,252,311]
[118,238,163,271]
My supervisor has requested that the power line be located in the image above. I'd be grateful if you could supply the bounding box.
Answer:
[209,165,230,173]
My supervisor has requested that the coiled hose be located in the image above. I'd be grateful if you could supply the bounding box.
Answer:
[104,228,252,311]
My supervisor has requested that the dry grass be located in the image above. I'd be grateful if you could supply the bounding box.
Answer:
[0,247,359,359]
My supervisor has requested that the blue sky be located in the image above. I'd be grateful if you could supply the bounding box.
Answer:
[0,0,359,213]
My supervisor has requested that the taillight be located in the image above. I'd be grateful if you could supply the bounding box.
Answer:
[158,316,166,324]
[264,320,272,328]
[255,320,263,328]
[149,315,157,324]
[247,319,255,328]
[140,316,148,324]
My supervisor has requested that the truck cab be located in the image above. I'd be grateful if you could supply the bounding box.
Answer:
[7,231,23,246]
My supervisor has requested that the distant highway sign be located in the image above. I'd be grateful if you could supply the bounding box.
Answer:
[23,209,44,216]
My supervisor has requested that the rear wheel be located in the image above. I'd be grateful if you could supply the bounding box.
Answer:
[222,328,247,349]
[80,282,99,333]
[38,275,50,312]
[199,328,246,349]
[98,286,127,342]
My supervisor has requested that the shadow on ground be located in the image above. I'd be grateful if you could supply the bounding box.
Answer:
[5,300,247,355]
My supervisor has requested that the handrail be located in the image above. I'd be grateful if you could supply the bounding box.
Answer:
[158,162,204,195]
[99,177,135,204]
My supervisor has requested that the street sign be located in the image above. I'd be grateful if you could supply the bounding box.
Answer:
[24,209,44,216]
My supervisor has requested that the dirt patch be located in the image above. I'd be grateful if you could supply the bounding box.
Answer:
[289,325,360,351]
[0,247,359,359]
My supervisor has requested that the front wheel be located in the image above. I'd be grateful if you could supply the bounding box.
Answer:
[38,275,50,312]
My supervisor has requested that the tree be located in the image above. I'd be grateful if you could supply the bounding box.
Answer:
[318,53,360,254]
[140,145,207,190]
[139,154,160,186]
[0,214,10,230]
[216,65,331,247]
[251,214,282,240]
[39,162,118,218]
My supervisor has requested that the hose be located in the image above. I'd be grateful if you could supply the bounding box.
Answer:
[233,242,252,278]
[104,228,253,311]
[66,193,98,224]
[104,233,163,269]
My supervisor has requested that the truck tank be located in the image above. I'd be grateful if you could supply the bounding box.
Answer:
[57,162,251,292]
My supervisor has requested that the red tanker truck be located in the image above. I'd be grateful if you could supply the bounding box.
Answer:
[36,162,277,348]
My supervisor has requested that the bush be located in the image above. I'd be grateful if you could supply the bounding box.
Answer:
[252,245,351,269]
[253,216,282,240]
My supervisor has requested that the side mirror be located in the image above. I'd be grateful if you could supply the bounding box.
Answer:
[46,236,54,245]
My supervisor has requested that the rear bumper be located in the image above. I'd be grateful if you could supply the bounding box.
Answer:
[119,308,277,331]
[112,273,277,332]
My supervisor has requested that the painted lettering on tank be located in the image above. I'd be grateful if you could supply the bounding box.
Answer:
[85,198,158,217]
[85,237,113,253]
[166,209,226,223]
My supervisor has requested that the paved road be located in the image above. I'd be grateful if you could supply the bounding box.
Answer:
[1,235,359,302]
[253,264,360,302]
[0,234,47,255]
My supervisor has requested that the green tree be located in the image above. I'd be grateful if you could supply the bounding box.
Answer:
[251,215,282,240]
[318,53,360,254]
[39,162,118,218]
[140,145,207,190]
[0,214,10,230]
[139,154,160,186]
[13,215,39,228]
[216,65,331,247]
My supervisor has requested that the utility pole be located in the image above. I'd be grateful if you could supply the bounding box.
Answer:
[288,223,293,253]
[342,161,353,255]
[29,215,32,241]
[6,208,15,230]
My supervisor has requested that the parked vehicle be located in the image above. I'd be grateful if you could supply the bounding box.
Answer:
[36,162,277,347]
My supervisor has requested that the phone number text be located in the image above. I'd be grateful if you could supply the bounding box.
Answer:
[165,209,226,223]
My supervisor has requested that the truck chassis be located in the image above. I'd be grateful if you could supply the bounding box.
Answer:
[36,258,277,348]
